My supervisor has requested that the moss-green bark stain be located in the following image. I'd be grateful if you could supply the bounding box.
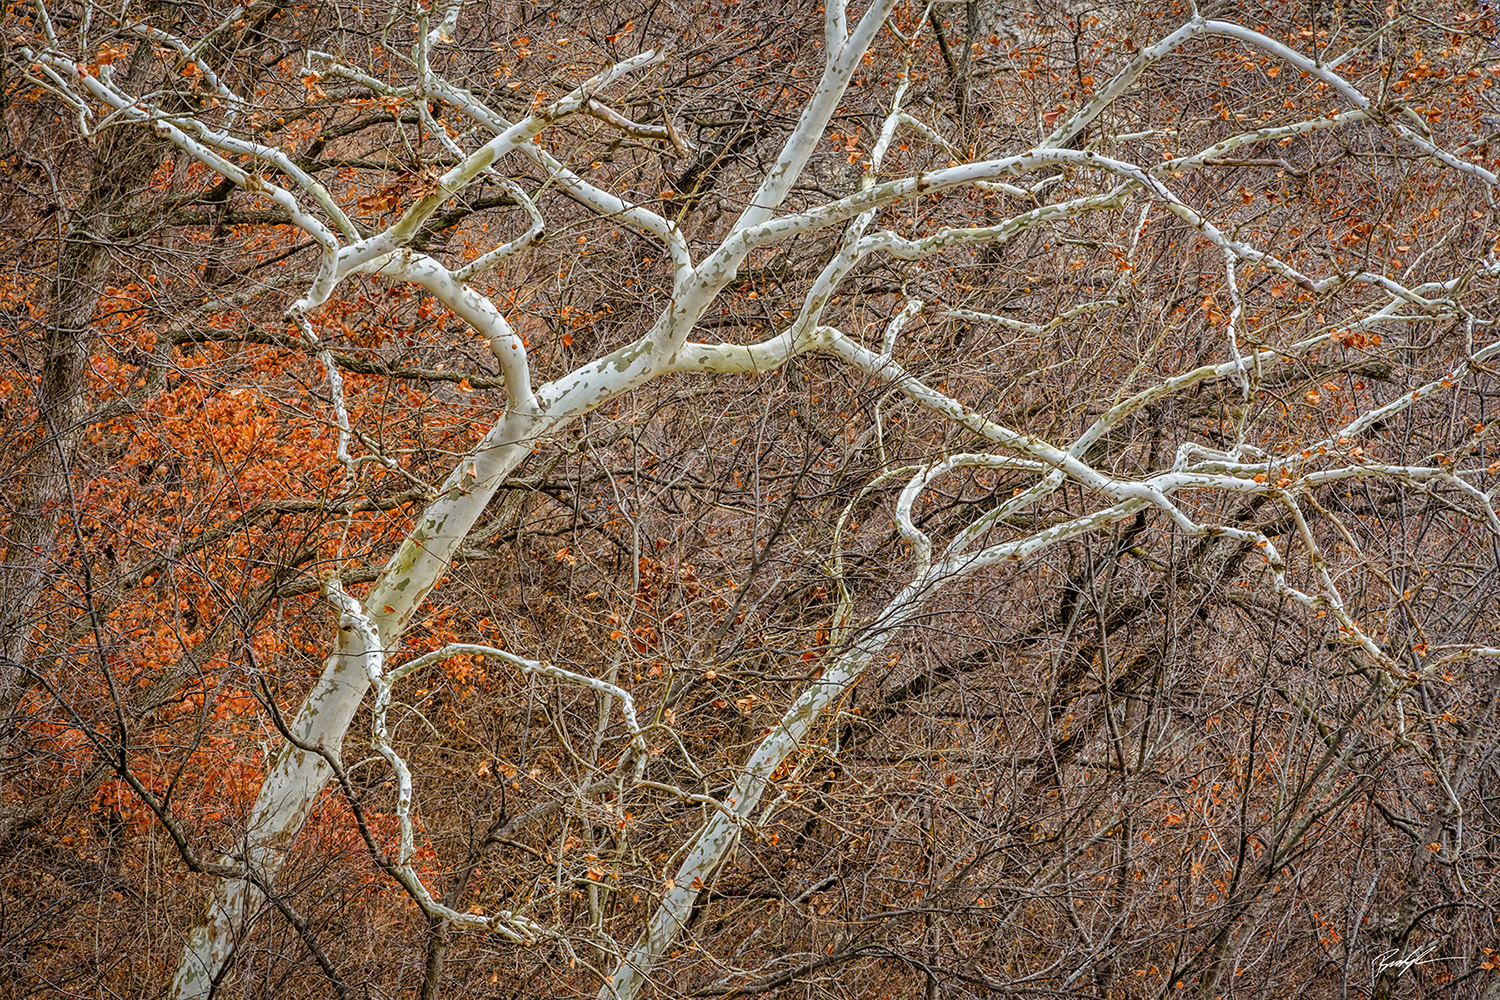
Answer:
[603,337,652,374]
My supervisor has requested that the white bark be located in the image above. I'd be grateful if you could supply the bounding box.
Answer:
[129,3,895,985]
[600,468,1147,999]
[355,629,644,944]
[18,3,1500,995]
[171,578,379,997]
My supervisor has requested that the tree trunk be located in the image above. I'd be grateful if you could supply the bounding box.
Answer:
[0,41,165,733]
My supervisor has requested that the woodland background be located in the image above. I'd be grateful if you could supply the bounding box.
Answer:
[3,0,1500,997]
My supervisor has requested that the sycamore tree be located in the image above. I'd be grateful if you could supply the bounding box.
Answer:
[4,0,1500,997]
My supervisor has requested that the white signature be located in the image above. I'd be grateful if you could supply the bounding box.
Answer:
[1373,941,1458,977]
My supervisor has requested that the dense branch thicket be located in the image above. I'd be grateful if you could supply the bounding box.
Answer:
[3,0,1500,997]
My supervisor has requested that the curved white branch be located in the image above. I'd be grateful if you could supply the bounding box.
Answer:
[598,483,1148,1000]
[352,627,646,945]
